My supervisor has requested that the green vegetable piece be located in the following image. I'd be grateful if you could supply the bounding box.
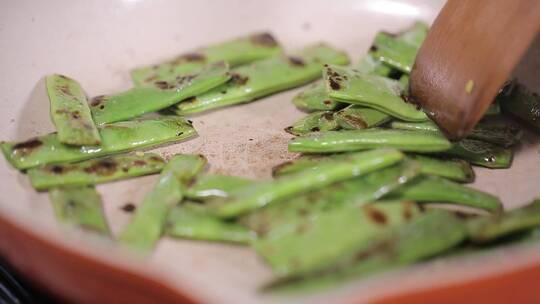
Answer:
[445,139,513,169]
[285,111,339,136]
[485,102,501,116]
[270,209,466,290]
[288,129,452,153]
[46,74,101,146]
[244,161,421,235]
[391,117,523,147]
[370,22,428,73]
[131,32,282,86]
[408,154,475,183]
[387,175,502,213]
[292,81,343,112]
[185,174,254,200]
[467,199,540,243]
[497,81,540,132]
[172,44,350,115]
[49,187,109,234]
[119,154,207,251]
[324,65,428,121]
[1,117,196,170]
[398,74,410,90]
[334,105,391,130]
[211,149,404,218]
[91,62,230,125]
[27,153,165,190]
[355,54,394,77]
[254,201,421,278]
[166,203,254,244]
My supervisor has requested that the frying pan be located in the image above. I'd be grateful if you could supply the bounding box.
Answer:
[1,1,540,303]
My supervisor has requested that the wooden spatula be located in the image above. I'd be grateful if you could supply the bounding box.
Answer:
[410,0,540,140]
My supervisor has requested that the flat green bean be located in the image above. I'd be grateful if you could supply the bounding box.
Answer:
[46,74,101,146]
[288,129,451,153]
[172,44,350,115]
[467,199,540,243]
[387,175,502,213]
[408,154,475,183]
[166,203,254,244]
[324,65,428,121]
[49,187,109,234]
[445,139,513,169]
[28,153,165,190]
[131,32,282,86]
[185,174,254,200]
[119,154,207,251]
[211,149,405,218]
[1,117,196,170]
[285,111,339,136]
[91,62,230,124]
[334,105,391,130]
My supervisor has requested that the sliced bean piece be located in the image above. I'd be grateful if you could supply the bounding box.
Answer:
[387,175,502,213]
[467,199,540,243]
[172,44,350,115]
[91,62,230,124]
[244,161,420,235]
[211,149,404,218]
[1,117,196,170]
[285,111,339,136]
[391,117,523,147]
[292,81,343,112]
[49,187,109,234]
[445,139,513,169]
[28,153,165,190]
[46,74,101,146]
[334,105,391,130]
[288,129,451,153]
[119,154,207,251]
[408,154,475,183]
[185,174,254,200]
[254,202,421,278]
[166,203,254,244]
[324,65,428,121]
[269,209,465,290]
[497,81,540,132]
[131,32,282,86]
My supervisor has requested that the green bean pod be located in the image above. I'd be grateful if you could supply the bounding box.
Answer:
[46,74,101,146]
[172,44,350,115]
[211,149,405,218]
[185,174,254,200]
[497,81,540,132]
[91,62,230,124]
[334,105,391,130]
[408,154,475,183]
[119,154,207,251]
[467,199,540,243]
[324,65,428,121]
[28,153,165,190]
[1,117,196,170]
[285,111,339,136]
[49,187,109,234]
[288,129,452,153]
[292,81,343,112]
[245,161,420,235]
[131,32,282,86]
[166,203,254,244]
[387,175,502,213]
[445,139,513,169]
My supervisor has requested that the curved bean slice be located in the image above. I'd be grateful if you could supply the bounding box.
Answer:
[285,111,339,136]
[46,74,101,146]
[288,129,451,153]
[334,105,391,130]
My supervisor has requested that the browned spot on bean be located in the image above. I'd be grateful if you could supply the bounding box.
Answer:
[310,127,320,132]
[323,100,332,105]
[90,95,107,107]
[283,126,295,135]
[149,156,164,162]
[13,138,43,155]
[288,56,305,67]
[329,78,341,90]
[402,201,414,220]
[363,205,387,225]
[58,84,72,96]
[181,52,206,62]
[49,165,65,174]
[369,45,378,52]
[121,203,136,213]
[250,32,278,47]
[84,159,118,176]
[71,111,80,119]
[133,160,147,166]
[58,74,68,79]
[230,73,249,85]
[342,114,367,129]
[154,81,173,90]
[322,112,334,120]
